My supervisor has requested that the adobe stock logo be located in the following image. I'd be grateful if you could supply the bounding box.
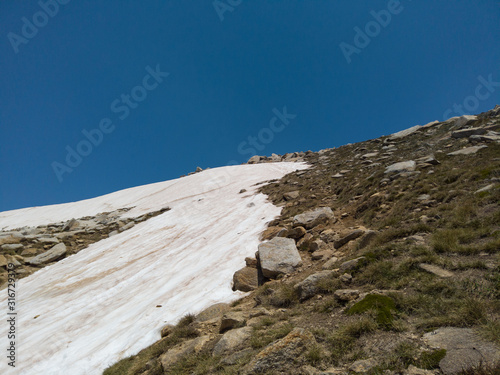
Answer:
[7,0,71,54]
[339,0,409,64]
[213,0,242,21]
[51,64,169,183]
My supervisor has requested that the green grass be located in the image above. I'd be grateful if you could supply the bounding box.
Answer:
[346,294,397,328]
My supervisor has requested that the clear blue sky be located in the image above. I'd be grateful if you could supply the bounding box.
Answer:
[1,1,499,212]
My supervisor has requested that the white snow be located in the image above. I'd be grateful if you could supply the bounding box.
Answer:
[0,162,308,375]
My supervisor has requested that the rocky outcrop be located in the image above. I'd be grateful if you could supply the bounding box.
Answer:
[27,243,67,265]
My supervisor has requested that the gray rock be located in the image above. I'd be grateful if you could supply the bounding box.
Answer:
[62,218,79,231]
[423,327,500,374]
[213,327,252,356]
[338,257,365,273]
[451,127,486,138]
[385,161,416,174]
[286,226,307,240]
[37,237,59,244]
[357,230,378,250]
[293,207,335,229]
[247,155,262,164]
[419,263,454,278]
[334,229,365,249]
[220,348,253,365]
[403,365,435,375]
[475,184,496,194]
[294,270,335,300]
[322,256,339,270]
[283,190,300,200]
[28,243,67,266]
[447,145,487,156]
[388,125,422,140]
[469,133,500,143]
[258,237,302,278]
[119,222,135,232]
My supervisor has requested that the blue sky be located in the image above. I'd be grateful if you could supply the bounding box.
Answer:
[1,1,499,212]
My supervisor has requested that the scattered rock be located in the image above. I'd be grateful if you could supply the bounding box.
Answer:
[322,256,339,270]
[338,257,365,273]
[213,327,253,356]
[28,243,67,266]
[233,267,259,292]
[404,365,435,375]
[195,303,230,323]
[447,145,487,156]
[419,263,454,278]
[475,183,496,194]
[293,207,335,229]
[1,244,23,251]
[334,229,364,249]
[159,335,211,370]
[334,289,360,301]
[294,270,336,300]
[388,125,422,140]
[385,161,416,174]
[311,249,333,261]
[286,226,307,240]
[451,127,486,138]
[245,328,316,374]
[349,358,377,373]
[357,230,378,250]
[258,237,302,278]
[220,311,246,333]
[284,191,300,200]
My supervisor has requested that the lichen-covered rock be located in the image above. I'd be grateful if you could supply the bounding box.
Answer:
[294,270,335,300]
[213,327,252,356]
[159,335,211,370]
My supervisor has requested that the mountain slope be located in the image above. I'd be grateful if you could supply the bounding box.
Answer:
[0,163,307,374]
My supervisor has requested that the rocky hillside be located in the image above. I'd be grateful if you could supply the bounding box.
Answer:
[103,106,500,375]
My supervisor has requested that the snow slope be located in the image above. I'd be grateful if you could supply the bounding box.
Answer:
[0,162,308,375]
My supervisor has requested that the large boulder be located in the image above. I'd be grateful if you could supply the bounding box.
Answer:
[258,237,302,278]
[233,267,259,292]
[213,327,252,356]
[27,243,67,266]
[293,207,335,229]
[195,303,230,323]
[245,328,316,374]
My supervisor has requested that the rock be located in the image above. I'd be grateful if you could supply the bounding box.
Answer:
[451,127,486,138]
[258,237,302,278]
[108,230,119,237]
[322,257,339,270]
[404,365,435,375]
[450,115,477,128]
[1,244,24,251]
[220,311,246,333]
[286,226,307,239]
[233,267,259,292]
[339,274,352,283]
[332,173,344,178]
[338,257,365,273]
[37,237,59,244]
[388,125,422,140]
[419,264,454,278]
[385,161,416,174]
[195,303,230,322]
[417,154,440,166]
[27,243,67,266]
[119,222,135,232]
[249,307,271,318]
[62,218,79,231]
[195,166,203,172]
[0,254,7,267]
[283,191,300,200]
[311,249,333,261]
[349,358,377,373]
[247,155,262,164]
[447,145,487,156]
[293,207,335,229]
[423,327,500,375]
[245,257,258,268]
[357,230,378,250]
[159,335,211,370]
[261,226,287,241]
[0,236,21,245]
[361,152,378,159]
[475,184,496,194]
[220,348,253,365]
[294,270,335,300]
[334,229,364,249]
[334,289,359,301]
[469,133,500,143]
[213,326,252,356]
[160,324,175,338]
[320,229,339,243]
[5,255,22,268]
[245,328,316,374]
[297,233,314,251]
